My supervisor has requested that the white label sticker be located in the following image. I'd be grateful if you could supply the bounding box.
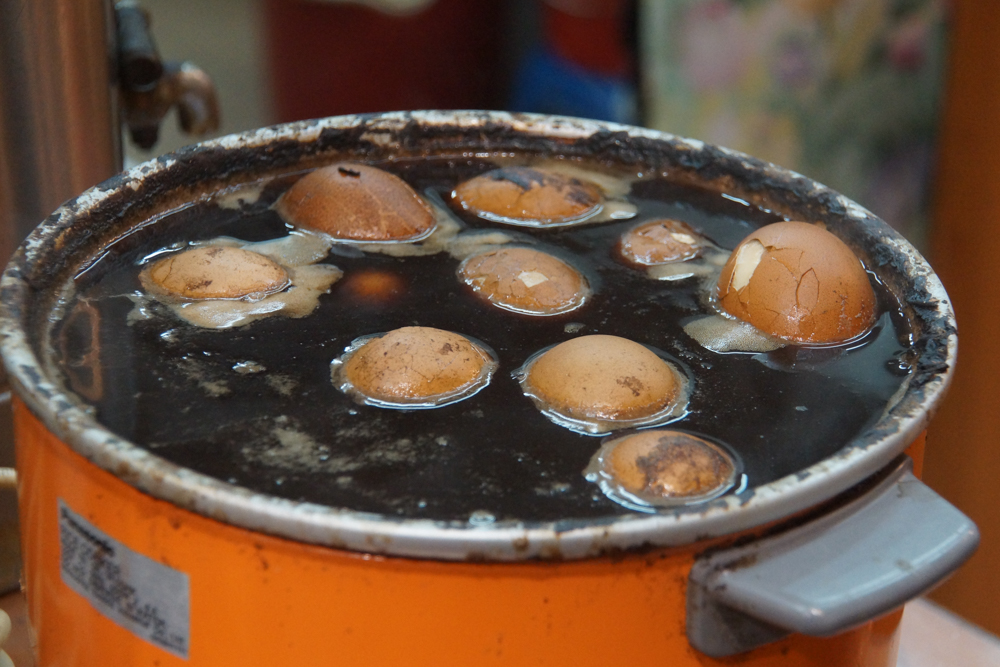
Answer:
[58,499,190,659]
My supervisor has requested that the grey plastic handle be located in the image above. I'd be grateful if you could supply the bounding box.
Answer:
[687,457,979,657]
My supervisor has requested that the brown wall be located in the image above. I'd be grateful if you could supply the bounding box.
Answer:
[925,0,1000,636]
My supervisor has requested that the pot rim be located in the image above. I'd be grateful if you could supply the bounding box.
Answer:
[0,110,957,561]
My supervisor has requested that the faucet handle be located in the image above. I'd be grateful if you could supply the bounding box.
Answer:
[172,63,221,137]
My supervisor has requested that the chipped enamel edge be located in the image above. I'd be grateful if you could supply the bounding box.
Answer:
[0,111,957,561]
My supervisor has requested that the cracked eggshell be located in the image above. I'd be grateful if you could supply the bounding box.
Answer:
[452,166,602,226]
[277,163,436,241]
[716,221,876,344]
[523,335,679,422]
[617,219,705,266]
[458,246,589,316]
[604,431,736,500]
[147,246,290,300]
[337,327,496,406]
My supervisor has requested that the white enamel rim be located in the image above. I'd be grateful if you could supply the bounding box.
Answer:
[0,111,957,561]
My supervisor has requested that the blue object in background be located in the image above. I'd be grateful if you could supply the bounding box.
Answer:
[509,47,638,124]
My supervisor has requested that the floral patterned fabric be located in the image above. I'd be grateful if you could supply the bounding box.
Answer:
[640,0,948,249]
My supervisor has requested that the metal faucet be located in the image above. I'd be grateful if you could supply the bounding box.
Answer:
[116,2,220,150]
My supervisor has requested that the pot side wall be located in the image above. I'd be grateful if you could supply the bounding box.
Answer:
[13,398,901,667]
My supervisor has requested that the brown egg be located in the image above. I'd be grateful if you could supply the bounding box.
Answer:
[458,247,589,315]
[342,270,405,303]
[147,246,290,300]
[277,163,436,241]
[716,221,876,344]
[521,335,681,425]
[603,431,736,502]
[337,326,496,407]
[617,219,705,266]
[452,167,602,226]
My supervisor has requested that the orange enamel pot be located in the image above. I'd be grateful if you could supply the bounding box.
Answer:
[0,112,977,666]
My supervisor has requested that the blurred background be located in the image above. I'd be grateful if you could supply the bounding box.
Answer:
[1,0,998,648]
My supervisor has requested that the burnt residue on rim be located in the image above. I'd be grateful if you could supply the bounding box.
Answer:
[6,112,951,415]
[0,111,956,560]
[5,113,951,447]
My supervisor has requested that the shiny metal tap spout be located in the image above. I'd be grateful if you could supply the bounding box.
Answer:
[0,0,121,264]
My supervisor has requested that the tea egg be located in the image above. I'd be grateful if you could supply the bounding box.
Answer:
[452,166,603,227]
[146,246,290,300]
[333,326,497,408]
[136,233,342,329]
[341,270,405,303]
[458,246,589,316]
[617,219,706,266]
[586,430,738,509]
[716,221,876,344]
[277,163,436,241]
[517,335,687,434]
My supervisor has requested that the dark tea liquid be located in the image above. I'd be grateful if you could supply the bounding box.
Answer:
[50,156,912,524]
